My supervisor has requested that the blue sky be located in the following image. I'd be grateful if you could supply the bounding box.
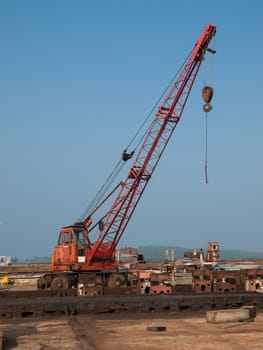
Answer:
[0,1,262,260]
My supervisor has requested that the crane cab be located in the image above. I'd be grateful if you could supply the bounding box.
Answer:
[51,225,91,271]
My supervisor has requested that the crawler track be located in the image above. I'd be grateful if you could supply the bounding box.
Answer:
[1,292,263,319]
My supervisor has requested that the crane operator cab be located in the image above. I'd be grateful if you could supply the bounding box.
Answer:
[51,225,92,271]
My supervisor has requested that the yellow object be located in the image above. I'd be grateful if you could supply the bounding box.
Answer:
[1,276,8,285]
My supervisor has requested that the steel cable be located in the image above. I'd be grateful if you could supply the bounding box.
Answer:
[78,50,192,221]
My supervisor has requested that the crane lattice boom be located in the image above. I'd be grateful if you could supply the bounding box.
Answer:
[88,24,216,264]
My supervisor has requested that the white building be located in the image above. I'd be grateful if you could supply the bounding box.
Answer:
[0,256,12,265]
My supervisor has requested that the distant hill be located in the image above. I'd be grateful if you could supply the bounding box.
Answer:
[219,249,263,261]
[17,246,263,264]
[137,245,263,262]
[24,257,51,263]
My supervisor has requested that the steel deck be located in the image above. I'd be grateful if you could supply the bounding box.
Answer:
[0,292,263,319]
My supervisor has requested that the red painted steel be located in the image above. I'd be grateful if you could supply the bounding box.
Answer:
[51,24,216,272]
[89,24,216,263]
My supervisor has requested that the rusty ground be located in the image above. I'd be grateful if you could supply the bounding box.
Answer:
[1,311,263,349]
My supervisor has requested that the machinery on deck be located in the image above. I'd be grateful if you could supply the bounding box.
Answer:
[38,24,216,291]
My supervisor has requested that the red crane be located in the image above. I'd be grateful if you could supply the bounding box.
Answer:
[39,24,216,290]
[88,23,216,264]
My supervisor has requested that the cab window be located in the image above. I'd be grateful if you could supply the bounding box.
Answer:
[63,232,71,244]
[58,233,63,245]
[74,230,85,243]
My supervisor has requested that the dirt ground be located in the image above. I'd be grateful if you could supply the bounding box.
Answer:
[1,311,263,350]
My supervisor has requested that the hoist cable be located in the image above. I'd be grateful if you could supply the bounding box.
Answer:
[78,50,192,221]
[205,112,208,184]
[125,51,192,152]
[203,48,207,87]
[78,159,124,221]
[202,37,216,184]
[210,36,216,85]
